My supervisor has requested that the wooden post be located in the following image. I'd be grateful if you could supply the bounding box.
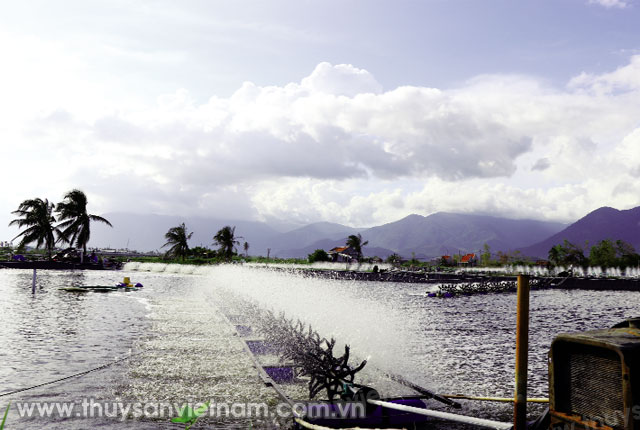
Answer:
[514,274,530,430]
[32,268,37,294]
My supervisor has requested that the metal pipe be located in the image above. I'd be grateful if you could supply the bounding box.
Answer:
[294,417,397,430]
[385,372,461,408]
[441,394,548,403]
[367,399,512,430]
[514,274,530,430]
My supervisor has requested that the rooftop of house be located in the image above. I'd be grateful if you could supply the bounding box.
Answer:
[329,246,349,253]
[461,253,477,263]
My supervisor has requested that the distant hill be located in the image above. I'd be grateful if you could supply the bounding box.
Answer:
[275,238,395,259]
[89,212,280,254]
[90,213,370,256]
[359,213,565,259]
[88,210,569,259]
[519,206,640,259]
[277,213,564,259]
[268,222,365,256]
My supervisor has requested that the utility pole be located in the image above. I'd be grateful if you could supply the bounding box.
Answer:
[514,274,530,430]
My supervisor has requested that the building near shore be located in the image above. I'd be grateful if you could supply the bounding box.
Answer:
[327,246,358,262]
[459,253,478,267]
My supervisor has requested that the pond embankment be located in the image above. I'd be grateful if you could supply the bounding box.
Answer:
[273,267,640,291]
[0,260,117,270]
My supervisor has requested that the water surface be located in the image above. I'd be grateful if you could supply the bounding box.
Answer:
[1,264,638,428]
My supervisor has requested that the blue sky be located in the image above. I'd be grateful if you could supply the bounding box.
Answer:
[5,1,638,95]
[2,0,640,241]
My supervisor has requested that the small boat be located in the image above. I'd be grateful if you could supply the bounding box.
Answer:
[60,278,143,293]
[59,285,121,292]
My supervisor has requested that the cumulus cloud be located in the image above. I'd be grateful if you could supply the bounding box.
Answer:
[4,58,640,232]
[569,55,640,94]
[86,64,552,186]
[300,62,383,96]
[614,127,640,176]
[105,60,636,190]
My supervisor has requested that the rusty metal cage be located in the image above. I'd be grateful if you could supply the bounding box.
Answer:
[549,318,640,430]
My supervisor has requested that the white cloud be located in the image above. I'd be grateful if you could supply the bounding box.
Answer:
[300,62,383,96]
[3,58,640,237]
[588,0,629,8]
[569,55,640,94]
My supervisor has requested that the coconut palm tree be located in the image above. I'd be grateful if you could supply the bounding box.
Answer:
[386,253,402,265]
[162,223,193,261]
[346,233,368,261]
[56,189,112,263]
[9,198,59,259]
[243,241,249,257]
[213,226,241,261]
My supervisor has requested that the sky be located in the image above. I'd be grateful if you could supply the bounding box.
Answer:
[2,0,640,241]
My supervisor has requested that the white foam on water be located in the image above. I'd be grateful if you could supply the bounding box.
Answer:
[201,264,411,375]
[124,261,205,274]
[462,264,640,278]
[121,262,412,373]
[130,295,154,317]
[244,261,392,271]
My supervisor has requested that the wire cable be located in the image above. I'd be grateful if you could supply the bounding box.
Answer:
[0,350,146,398]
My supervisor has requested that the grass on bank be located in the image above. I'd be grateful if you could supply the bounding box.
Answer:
[1,402,9,430]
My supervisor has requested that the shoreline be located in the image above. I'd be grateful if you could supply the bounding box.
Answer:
[274,266,640,291]
[0,261,118,270]
[4,260,640,291]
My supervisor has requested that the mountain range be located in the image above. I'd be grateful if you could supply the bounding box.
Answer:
[273,213,566,259]
[519,206,640,259]
[89,206,640,260]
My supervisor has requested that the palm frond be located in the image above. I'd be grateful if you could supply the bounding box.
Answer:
[89,214,113,227]
[162,223,191,260]
[54,190,111,253]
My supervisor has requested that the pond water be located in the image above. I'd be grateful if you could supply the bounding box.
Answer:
[1,264,638,428]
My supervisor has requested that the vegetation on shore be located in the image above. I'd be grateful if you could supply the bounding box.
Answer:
[307,249,330,263]
[6,196,640,271]
[56,189,112,263]
[162,223,193,261]
[213,225,241,261]
[9,198,59,259]
[8,190,112,260]
[346,233,368,260]
[548,239,640,269]
[123,253,311,266]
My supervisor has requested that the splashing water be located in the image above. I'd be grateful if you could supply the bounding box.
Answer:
[462,264,640,278]
[244,261,392,271]
[124,261,211,275]
[118,262,640,424]
[200,264,412,376]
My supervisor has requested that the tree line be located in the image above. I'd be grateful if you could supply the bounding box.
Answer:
[162,223,249,262]
[548,239,640,268]
[9,190,112,261]
[12,194,637,269]
[7,191,249,264]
